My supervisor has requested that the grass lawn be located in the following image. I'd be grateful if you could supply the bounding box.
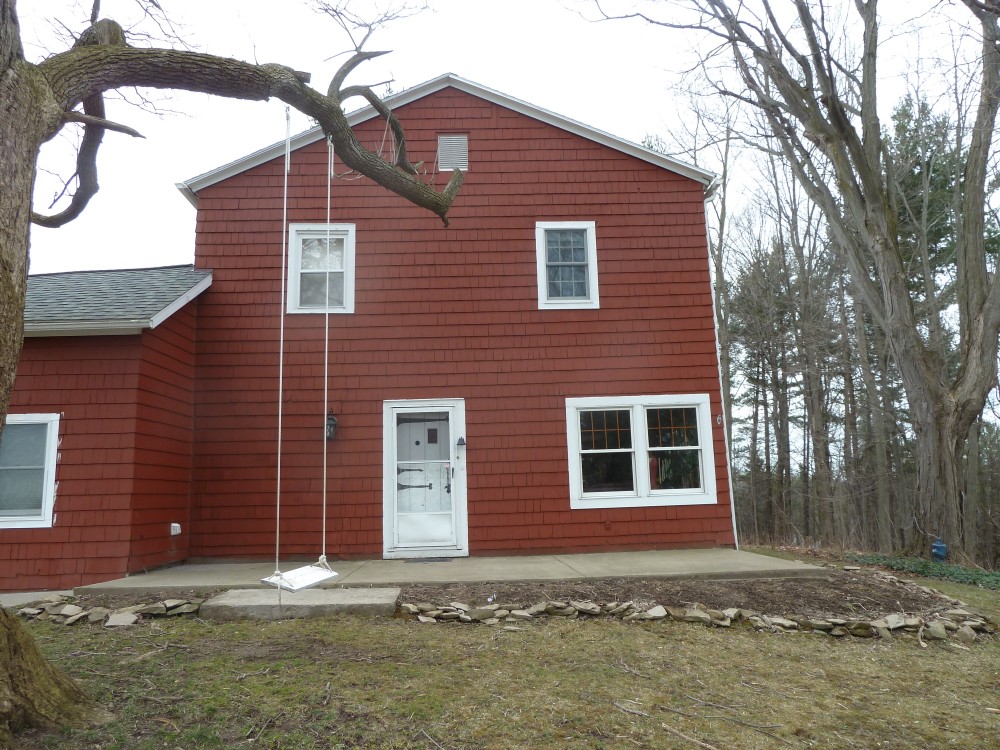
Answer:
[14,584,1000,750]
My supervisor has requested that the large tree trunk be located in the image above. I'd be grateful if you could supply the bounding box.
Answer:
[0,0,36,426]
[1,8,99,742]
[0,608,100,748]
[964,419,981,560]
[915,415,965,552]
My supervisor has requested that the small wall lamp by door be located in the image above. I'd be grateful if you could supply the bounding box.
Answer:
[326,412,339,441]
[457,437,466,447]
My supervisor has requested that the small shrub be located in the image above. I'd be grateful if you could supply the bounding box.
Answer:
[847,553,1000,590]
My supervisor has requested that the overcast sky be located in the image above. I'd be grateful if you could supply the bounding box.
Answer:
[21,0,694,275]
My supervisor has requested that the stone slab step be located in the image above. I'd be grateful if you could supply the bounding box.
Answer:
[200,587,400,621]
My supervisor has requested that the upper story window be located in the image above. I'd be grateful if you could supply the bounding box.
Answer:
[288,224,356,314]
[535,221,599,310]
[0,413,60,529]
[438,134,468,171]
[565,394,717,509]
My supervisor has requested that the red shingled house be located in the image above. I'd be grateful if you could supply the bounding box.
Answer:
[1,74,736,591]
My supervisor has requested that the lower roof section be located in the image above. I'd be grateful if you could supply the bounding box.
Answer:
[24,265,213,337]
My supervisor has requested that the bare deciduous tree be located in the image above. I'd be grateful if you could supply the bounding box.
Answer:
[600,0,1000,558]
[1,0,462,742]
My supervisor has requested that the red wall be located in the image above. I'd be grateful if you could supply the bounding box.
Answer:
[1,303,198,591]
[130,303,197,570]
[3,336,141,590]
[189,87,735,559]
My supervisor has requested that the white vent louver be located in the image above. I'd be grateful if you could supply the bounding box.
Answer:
[438,134,468,171]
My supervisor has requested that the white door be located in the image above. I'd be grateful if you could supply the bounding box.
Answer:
[383,399,468,558]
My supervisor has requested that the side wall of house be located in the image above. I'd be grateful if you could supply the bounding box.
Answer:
[190,88,735,558]
[1,337,140,590]
[129,303,198,571]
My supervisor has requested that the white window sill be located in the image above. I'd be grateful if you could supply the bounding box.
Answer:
[0,517,54,529]
[538,299,600,311]
[570,492,718,510]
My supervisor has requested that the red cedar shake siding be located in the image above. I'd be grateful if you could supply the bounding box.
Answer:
[130,304,197,570]
[2,305,198,590]
[189,87,734,559]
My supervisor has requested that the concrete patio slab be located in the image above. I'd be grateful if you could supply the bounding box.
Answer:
[0,590,73,608]
[339,555,577,584]
[554,549,823,580]
[67,549,824,597]
[73,560,370,594]
[200,587,400,621]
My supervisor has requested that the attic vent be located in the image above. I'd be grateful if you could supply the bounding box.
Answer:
[438,134,468,171]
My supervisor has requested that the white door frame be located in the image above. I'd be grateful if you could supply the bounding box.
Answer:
[382,398,469,559]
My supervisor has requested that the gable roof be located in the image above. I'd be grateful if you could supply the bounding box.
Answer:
[177,73,717,205]
[25,265,212,337]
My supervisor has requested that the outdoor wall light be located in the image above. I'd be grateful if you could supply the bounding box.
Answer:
[326,412,339,441]
[457,437,467,447]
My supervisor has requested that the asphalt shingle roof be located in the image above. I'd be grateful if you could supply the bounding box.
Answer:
[25,265,212,333]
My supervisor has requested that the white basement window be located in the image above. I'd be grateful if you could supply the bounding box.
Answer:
[565,395,717,509]
[287,224,356,314]
[536,221,599,310]
[0,413,60,528]
[437,134,468,171]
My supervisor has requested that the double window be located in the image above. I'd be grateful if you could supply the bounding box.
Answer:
[565,395,716,509]
[0,413,59,528]
[287,224,356,314]
[536,221,599,309]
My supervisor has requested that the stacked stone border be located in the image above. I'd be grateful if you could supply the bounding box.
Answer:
[398,571,999,645]
[398,598,996,644]
[9,569,999,645]
[14,597,202,628]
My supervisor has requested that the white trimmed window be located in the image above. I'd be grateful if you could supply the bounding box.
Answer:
[288,224,356,314]
[0,413,59,528]
[536,221,599,310]
[438,134,468,171]
[565,395,717,509]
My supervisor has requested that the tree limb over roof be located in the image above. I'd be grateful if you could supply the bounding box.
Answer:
[30,11,463,227]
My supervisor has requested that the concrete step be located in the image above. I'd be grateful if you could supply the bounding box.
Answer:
[200,587,400,621]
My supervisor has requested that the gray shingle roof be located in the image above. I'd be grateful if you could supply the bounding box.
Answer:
[25,265,213,336]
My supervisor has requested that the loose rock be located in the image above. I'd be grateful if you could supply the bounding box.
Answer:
[954,625,978,645]
[683,609,712,625]
[644,605,667,620]
[925,621,949,640]
[104,612,140,628]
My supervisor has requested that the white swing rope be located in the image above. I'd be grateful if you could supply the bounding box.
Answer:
[319,136,335,567]
[272,107,292,586]
[262,113,338,592]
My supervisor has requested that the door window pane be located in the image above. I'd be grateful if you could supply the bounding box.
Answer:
[396,462,451,513]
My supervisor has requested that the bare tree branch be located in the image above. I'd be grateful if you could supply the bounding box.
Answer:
[31,17,128,228]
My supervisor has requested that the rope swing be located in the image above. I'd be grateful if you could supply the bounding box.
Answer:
[261,109,339,593]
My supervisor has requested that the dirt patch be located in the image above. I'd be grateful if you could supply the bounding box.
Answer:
[399,568,954,620]
[61,568,958,622]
